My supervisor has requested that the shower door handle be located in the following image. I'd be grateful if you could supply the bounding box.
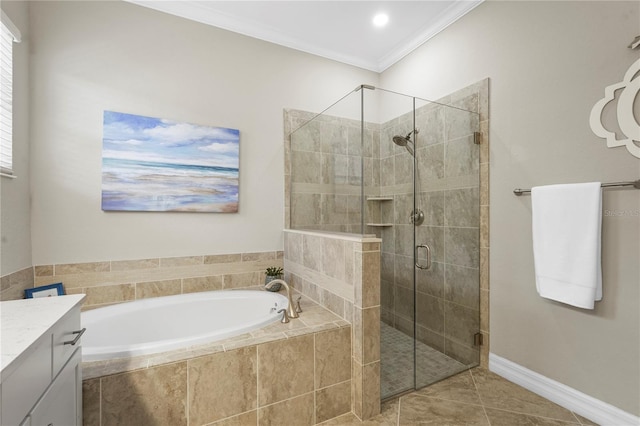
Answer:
[416,244,431,270]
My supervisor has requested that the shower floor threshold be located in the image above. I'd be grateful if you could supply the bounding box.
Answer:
[380,321,471,399]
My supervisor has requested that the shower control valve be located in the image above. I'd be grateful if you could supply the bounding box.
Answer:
[410,209,425,226]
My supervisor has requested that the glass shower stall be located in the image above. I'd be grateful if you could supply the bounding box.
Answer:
[289,85,481,399]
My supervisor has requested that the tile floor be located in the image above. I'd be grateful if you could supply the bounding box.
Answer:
[381,322,468,399]
[321,368,600,425]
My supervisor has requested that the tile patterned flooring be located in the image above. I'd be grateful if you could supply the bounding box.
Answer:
[321,368,600,425]
[381,322,468,399]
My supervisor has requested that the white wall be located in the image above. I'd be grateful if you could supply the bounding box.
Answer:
[0,1,31,276]
[28,1,377,264]
[381,1,639,415]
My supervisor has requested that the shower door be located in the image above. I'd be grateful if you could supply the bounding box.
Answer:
[377,88,481,399]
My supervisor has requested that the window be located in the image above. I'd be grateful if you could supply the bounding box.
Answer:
[0,11,21,177]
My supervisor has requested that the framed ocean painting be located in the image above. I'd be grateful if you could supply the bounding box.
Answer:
[101,111,239,212]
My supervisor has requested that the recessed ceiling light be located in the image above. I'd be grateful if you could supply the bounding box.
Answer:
[372,13,389,28]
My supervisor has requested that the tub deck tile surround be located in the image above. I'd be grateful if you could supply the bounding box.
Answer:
[28,250,283,309]
[82,292,352,426]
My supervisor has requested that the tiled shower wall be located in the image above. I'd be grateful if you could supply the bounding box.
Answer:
[284,78,490,368]
[24,251,283,309]
[283,229,381,420]
[377,80,489,367]
[285,109,380,233]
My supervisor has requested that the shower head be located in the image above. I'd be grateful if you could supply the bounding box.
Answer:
[392,130,416,156]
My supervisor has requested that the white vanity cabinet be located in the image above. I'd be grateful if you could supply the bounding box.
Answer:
[1,295,86,426]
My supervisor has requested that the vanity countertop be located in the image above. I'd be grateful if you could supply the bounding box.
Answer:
[1,294,85,379]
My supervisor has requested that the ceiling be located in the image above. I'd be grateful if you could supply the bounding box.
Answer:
[125,1,483,73]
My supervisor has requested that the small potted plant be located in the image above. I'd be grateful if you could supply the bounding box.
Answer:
[264,267,283,291]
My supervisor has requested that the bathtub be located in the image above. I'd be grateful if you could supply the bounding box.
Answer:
[81,290,289,362]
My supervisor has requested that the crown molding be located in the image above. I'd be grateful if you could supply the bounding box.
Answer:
[126,0,483,74]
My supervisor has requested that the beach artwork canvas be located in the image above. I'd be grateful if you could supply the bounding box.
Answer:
[102,111,239,212]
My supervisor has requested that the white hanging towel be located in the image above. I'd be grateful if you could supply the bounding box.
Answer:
[531,182,602,309]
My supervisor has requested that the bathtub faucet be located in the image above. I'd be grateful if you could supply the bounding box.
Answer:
[265,279,299,319]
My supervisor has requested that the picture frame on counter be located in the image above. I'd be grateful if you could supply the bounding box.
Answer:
[25,282,65,299]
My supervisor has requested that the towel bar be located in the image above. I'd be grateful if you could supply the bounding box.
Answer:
[513,180,640,196]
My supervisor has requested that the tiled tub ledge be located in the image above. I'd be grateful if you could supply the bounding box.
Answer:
[82,291,347,379]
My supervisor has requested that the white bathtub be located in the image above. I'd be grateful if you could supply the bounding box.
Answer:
[81,290,289,362]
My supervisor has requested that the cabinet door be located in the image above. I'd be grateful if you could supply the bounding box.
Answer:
[0,335,52,426]
[29,349,81,426]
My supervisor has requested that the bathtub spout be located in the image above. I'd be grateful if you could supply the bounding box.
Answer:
[265,279,299,319]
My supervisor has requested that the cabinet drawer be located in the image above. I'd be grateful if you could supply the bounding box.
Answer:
[52,307,82,378]
[1,335,52,426]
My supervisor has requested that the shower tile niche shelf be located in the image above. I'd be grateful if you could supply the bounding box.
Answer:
[366,197,394,227]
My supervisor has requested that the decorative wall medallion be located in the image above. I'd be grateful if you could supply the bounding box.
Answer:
[589,58,640,159]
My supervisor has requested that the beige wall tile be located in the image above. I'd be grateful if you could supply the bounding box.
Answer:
[353,307,363,364]
[34,265,53,276]
[285,232,303,264]
[303,234,323,271]
[0,275,9,292]
[344,300,353,323]
[257,334,314,406]
[223,271,262,289]
[35,273,95,289]
[480,289,490,333]
[136,279,181,299]
[344,242,355,286]
[101,362,187,426]
[188,346,257,425]
[479,120,489,164]
[204,253,242,264]
[56,262,110,275]
[362,242,380,252]
[353,251,363,301]
[82,379,100,426]
[351,360,363,418]
[323,238,346,280]
[362,361,381,420]
[85,283,135,305]
[209,410,257,425]
[481,333,490,369]
[480,163,489,206]
[111,258,159,271]
[316,381,351,423]
[321,289,345,317]
[363,307,380,364]
[480,205,489,249]
[257,392,314,426]
[360,251,380,308]
[353,307,380,364]
[0,267,35,301]
[315,327,351,388]
[480,248,489,290]
[182,275,223,294]
[159,256,203,267]
[242,251,276,262]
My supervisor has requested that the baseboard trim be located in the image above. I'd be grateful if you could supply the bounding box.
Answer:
[489,353,639,426]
